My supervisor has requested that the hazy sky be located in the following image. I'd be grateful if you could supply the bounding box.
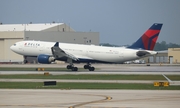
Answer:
[0,0,180,45]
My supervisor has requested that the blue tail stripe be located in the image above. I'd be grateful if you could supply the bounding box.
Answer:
[149,24,162,30]
[128,38,145,49]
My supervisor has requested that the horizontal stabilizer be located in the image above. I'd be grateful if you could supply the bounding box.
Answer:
[136,50,157,57]
[136,51,150,57]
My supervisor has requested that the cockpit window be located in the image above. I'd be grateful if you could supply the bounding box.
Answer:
[13,44,16,46]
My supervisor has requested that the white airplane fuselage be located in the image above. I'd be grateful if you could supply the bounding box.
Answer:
[10,41,157,63]
[10,23,162,71]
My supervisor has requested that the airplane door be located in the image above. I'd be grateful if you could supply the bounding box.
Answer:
[169,56,173,64]
[39,44,44,52]
[119,52,124,58]
[119,51,124,60]
[86,46,90,56]
[19,42,24,51]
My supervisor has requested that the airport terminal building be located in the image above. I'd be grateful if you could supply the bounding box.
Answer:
[168,48,180,64]
[0,23,99,63]
[138,48,180,64]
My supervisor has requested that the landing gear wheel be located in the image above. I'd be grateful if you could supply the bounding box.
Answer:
[84,63,95,71]
[89,67,95,71]
[71,67,78,71]
[67,65,73,69]
[84,65,89,69]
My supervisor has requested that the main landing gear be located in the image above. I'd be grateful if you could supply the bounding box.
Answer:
[66,58,94,71]
[66,58,78,71]
[66,63,95,71]
[66,64,78,71]
[84,63,95,71]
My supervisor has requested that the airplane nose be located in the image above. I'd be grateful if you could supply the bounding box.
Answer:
[10,45,14,51]
[10,45,16,52]
[10,45,13,50]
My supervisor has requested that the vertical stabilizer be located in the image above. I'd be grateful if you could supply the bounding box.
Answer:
[128,23,163,50]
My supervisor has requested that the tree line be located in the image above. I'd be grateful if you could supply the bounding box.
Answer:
[154,41,180,51]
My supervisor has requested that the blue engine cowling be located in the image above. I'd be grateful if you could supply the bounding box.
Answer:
[37,54,54,64]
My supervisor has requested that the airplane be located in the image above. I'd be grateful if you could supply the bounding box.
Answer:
[10,23,163,71]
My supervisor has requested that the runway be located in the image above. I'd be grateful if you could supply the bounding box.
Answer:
[1,71,180,75]
[1,64,180,85]
[1,64,180,108]
[0,89,180,108]
[0,64,180,75]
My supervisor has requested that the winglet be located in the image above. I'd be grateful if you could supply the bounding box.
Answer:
[54,42,59,47]
[128,23,163,50]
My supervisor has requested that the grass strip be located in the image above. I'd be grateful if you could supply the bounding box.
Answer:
[0,82,179,90]
[0,74,180,80]
[0,67,84,71]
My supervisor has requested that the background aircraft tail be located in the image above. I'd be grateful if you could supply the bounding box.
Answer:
[128,23,163,50]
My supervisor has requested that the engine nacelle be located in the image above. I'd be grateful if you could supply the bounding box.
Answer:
[37,54,55,64]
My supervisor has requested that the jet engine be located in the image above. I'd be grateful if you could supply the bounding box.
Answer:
[37,54,55,64]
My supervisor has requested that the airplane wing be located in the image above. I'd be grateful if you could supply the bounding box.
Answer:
[51,42,79,61]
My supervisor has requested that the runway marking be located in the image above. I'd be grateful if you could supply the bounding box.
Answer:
[0,93,113,108]
[1,90,180,108]
[69,94,112,108]
[103,96,180,103]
